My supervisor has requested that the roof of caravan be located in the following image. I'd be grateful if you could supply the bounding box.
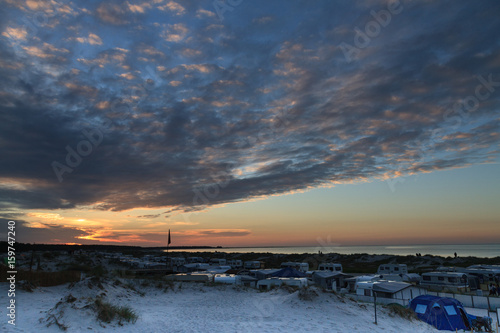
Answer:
[271,267,307,277]
[313,271,352,279]
[423,271,467,277]
[373,281,412,293]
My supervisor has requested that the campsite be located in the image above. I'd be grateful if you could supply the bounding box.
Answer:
[1,245,500,332]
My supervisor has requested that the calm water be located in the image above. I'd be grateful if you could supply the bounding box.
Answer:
[167,244,500,258]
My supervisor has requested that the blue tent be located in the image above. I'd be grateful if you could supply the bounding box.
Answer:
[409,295,471,331]
[271,267,306,278]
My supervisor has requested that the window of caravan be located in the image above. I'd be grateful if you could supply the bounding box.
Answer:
[364,289,371,296]
[448,277,457,283]
[394,267,399,271]
[335,267,341,271]
[444,306,457,316]
[415,304,427,314]
[423,276,431,281]
[438,276,444,281]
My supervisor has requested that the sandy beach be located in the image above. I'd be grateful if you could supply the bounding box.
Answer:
[1,277,442,333]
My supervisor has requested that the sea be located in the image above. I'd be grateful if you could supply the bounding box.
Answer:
[167,244,500,258]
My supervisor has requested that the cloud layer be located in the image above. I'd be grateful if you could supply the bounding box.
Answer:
[0,0,499,216]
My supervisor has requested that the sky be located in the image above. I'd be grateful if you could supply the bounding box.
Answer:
[0,0,499,248]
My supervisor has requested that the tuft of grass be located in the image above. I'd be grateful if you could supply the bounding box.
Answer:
[90,265,108,278]
[124,282,137,292]
[94,299,138,324]
[385,303,418,321]
[65,294,77,303]
[280,284,299,293]
[298,287,318,301]
[46,314,69,331]
[163,280,174,292]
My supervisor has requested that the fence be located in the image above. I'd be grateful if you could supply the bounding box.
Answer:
[350,294,410,306]
[350,292,500,312]
[0,266,81,287]
[427,291,500,311]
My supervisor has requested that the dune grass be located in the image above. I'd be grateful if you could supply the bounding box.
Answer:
[94,298,138,324]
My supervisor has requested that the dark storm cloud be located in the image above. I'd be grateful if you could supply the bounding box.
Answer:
[0,0,499,212]
[0,218,90,243]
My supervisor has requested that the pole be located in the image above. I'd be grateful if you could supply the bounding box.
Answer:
[374,291,378,325]
[167,229,171,270]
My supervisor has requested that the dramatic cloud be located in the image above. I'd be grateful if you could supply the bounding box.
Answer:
[0,218,91,244]
[0,0,499,218]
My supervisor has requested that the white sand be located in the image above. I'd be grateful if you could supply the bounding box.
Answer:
[0,278,441,333]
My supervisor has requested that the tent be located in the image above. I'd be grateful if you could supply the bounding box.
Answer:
[271,267,307,278]
[409,295,471,331]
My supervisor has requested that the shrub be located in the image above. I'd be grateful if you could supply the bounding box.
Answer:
[385,303,418,321]
[124,282,137,292]
[65,263,92,272]
[42,251,57,260]
[163,280,174,292]
[280,284,299,293]
[298,287,318,301]
[90,265,107,278]
[65,294,77,303]
[0,266,80,287]
[94,299,138,324]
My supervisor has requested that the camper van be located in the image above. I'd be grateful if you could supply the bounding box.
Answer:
[377,264,408,275]
[420,272,469,291]
[209,258,227,265]
[278,277,308,288]
[256,277,308,290]
[170,257,186,266]
[280,262,309,272]
[214,274,242,285]
[227,259,243,269]
[318,263,343,272]
[186,257,204,263]
[257,278,283,290]
[463,265,500,283]
[165,273,214,283]
[244,261,262,269]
